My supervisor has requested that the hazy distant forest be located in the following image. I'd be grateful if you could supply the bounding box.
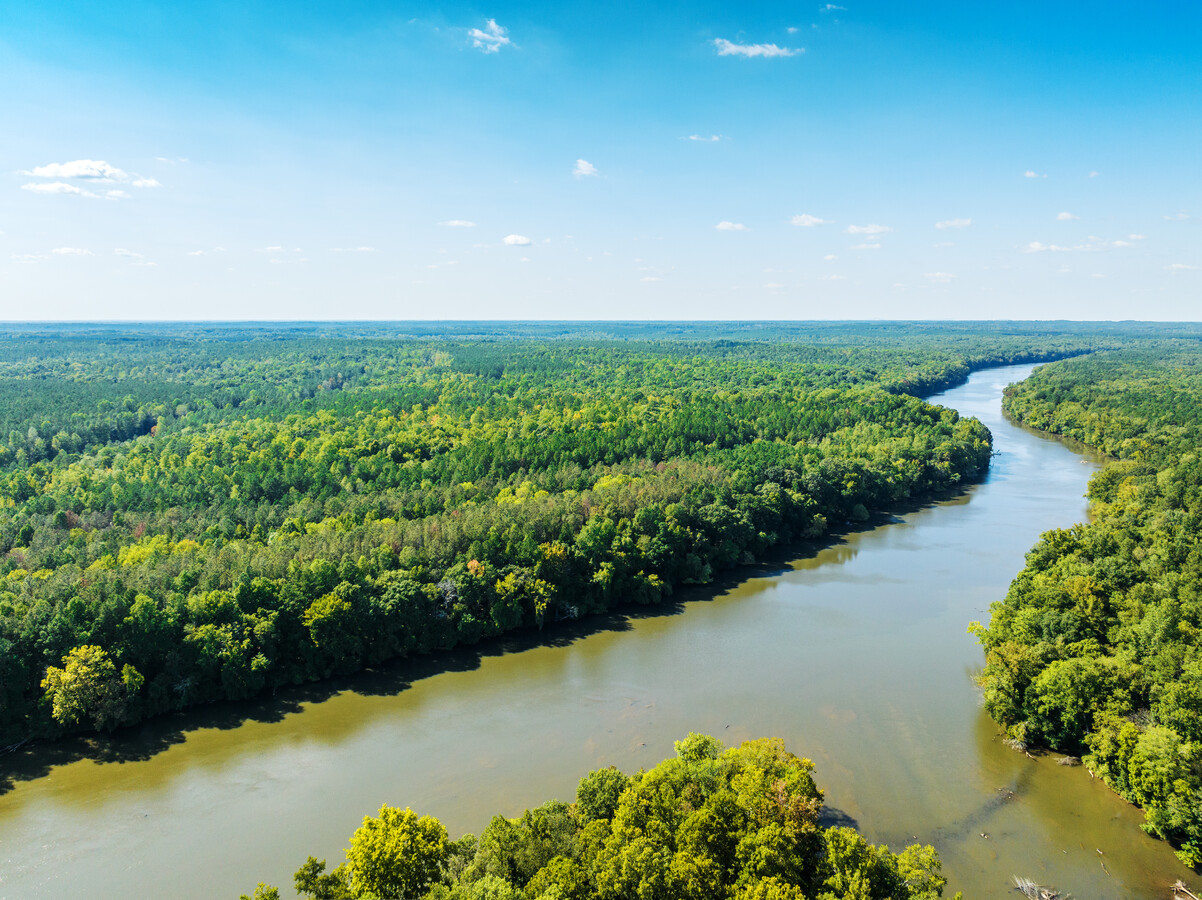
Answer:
[3,321,1202,867]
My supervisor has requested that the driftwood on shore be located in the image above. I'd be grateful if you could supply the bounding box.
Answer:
[1013,875,1067,899]
[1173,880,1200,900]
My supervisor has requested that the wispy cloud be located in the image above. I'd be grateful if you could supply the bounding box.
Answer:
[187,250,206,256]
[439,219,477,227]
[573,159,598,177]
[1129,234,1147,241]
[1164,211,1190,221]
[823,254,837,261]
[1023,170,1045,178]
[925,272,956,283]
[22,182,90,196]
[1166,263,1198,271]
[52,247,93,255]
[821,4,847,10]
[106,189,130,200]
[821,274,846,281]
[686,134,722,142]
[715,221,748,231]
[934,218,971,230]
[469,19,511,53]
[331,246,376,252]
[640,276,662,282]
[1088,171,1100,178]
[1024,235,1133,253]
[24,159,161,192]
[713,38,802,58]
[850,242,880,250]
[114,248,144,258]
[845,223,891,235]
[502,234,531,246]
[1056,211,1078,221]
[29,159,127,180]
[791,214,828,227]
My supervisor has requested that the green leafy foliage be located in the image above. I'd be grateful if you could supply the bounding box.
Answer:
[272,734,953,900]
[0,324,1058,743]
[976,346,1202,867]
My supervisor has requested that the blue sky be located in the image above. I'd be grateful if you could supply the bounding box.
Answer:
[2,1,1199,320]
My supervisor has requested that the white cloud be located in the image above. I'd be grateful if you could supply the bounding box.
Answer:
[1088,171,1100,178]
[187,250,206,256]
[791,213,828,227]
[106,190,130,199]
[686,134,722,142]
[1091,273,1106,278]
[713,38,802,58]
[762,282,785,289]
[640,276,662,282]
[1129,234,1147,240]
[821,3,847,9]
[1023,170,1043,178]
[573,159,598,177]
[10,253,48,263]
[925,272,956,283]
[1056,211,1078,221]
[1024,235,1134,254]
[823,254,837,261]
[52,247,92,255]
[25,159,160,192]
[256,245,284,253]
[932,241,954,248]
[845,223,891,235]
[29,159,127,181]
[131,261,157,267]
[1166,263,1198,271]
[331,246,377,252]
[22,182,90,195]
[469,19,511,53]
[439,219,477,227]
[787,26,800,34]
[1165,211,1190,221]
[821,274,846,281]
[850,242,880,250]
[502,234,531,246]
[715,221,748,231]
[934,218,971,230]
[114,248,144,258]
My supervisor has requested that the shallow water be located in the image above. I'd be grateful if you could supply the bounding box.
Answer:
[0,364,1195,899]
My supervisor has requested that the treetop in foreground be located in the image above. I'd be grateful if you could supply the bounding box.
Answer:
[243,733,955,900]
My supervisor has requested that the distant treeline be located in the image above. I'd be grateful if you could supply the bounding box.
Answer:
[975,344,1202,868]
[241,733,957,900]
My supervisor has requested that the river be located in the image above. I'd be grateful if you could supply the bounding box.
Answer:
[0,364,1195,899]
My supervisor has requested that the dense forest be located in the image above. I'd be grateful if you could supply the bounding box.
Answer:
[975,345,1202,867]
[241,733,956,900]
[0,322,1117,745]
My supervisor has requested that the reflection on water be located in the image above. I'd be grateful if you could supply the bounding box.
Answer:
[0,365,1195,900]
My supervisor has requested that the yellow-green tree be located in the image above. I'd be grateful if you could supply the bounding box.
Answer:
[41,645,138,731]
[346,806,448,899]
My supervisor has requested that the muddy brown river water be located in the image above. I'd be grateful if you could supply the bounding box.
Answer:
[0,364,1196,898]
